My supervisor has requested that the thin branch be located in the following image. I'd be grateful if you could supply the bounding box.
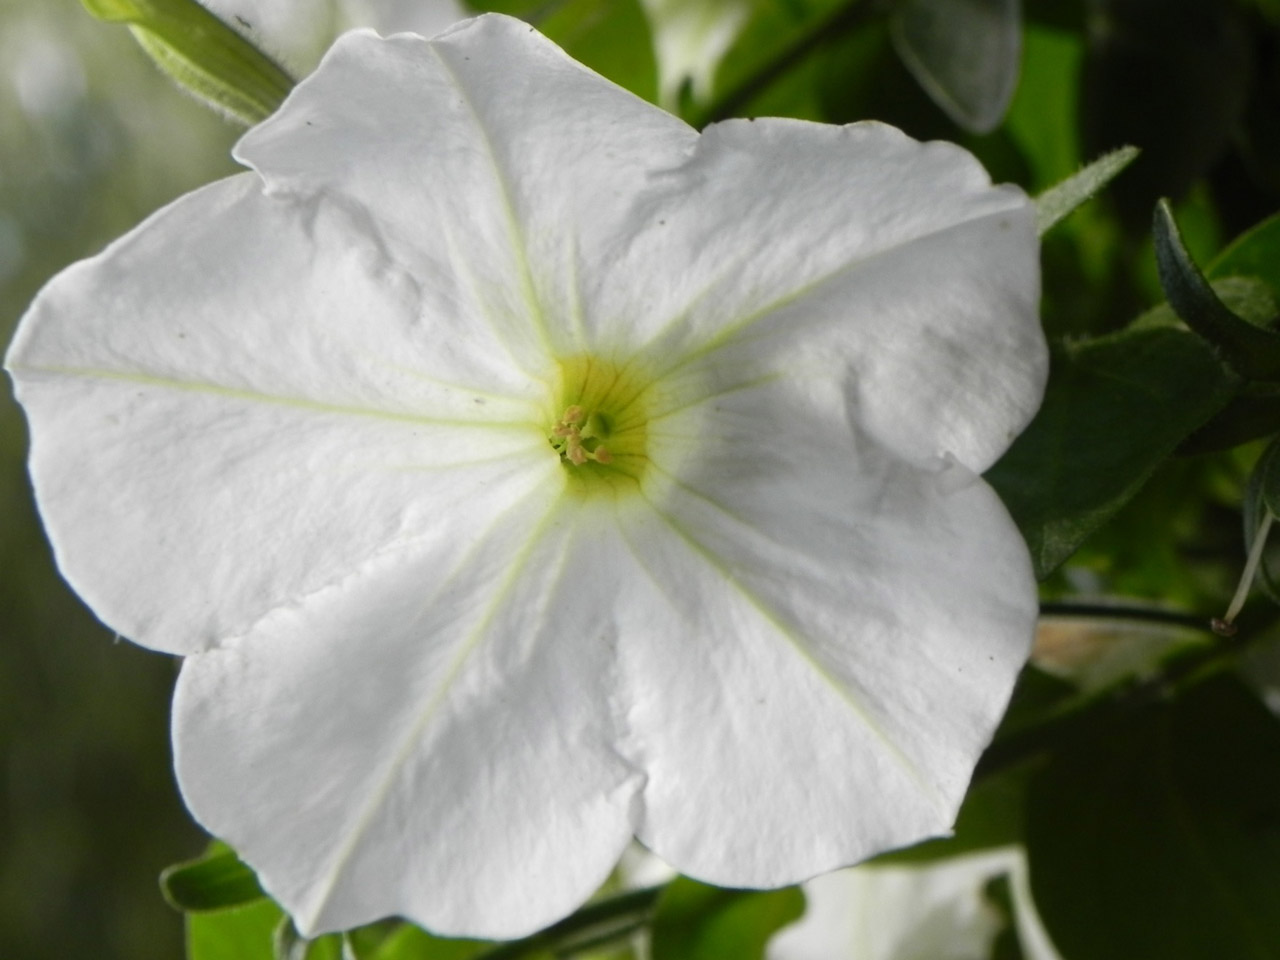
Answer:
[1038,601,1215,634]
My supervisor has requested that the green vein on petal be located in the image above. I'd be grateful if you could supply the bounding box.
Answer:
[631,492,947,816]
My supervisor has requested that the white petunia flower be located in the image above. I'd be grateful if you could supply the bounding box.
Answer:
[767,847,1063,960]
[638,0,753,107]
[5,13,1046,941]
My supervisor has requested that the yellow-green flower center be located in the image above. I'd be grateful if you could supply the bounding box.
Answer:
[546,354,652,497]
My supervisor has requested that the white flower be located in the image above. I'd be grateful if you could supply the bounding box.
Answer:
[5,13,1045,941]
[638,0,752,107]
[767,848,1063,960]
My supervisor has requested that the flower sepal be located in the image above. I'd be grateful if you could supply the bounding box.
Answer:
[80,0,295,125]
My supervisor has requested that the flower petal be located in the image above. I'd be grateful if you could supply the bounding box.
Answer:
[609,119,1045,474]
[638,0,752,106]
[174,494,643,938]
[5,173,546,654]
[619,376,1037,884]
[236,20,1042,472]
[766,847,1062,960]
[234,15,700,367]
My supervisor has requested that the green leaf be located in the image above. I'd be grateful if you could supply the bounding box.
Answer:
[1179,390,1280,455]
[363,924,490,960]
[188,900,282,960]
[1154,199,1280,382]
[183,890,345,960]
[985,322,1238,578]
[1034,146,1139,235]
[1025,676,1280,960]
[79,0,294,125]
[650,880,803,960]
[161,848,266,912]
[1208,211,1280,291]
[889,0,1022,134]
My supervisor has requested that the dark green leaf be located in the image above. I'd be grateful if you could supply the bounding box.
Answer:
[1209,211,1280,291]
[1035,146,1139,235]
[161,848,265,912]
[649,881,803,960]
[1179,390,1280,455]
[1025,676,1280,960]
[986,323,1237,578]
[889,0,1021,134]
[1154,200,1280,381]
[79,0,294,125]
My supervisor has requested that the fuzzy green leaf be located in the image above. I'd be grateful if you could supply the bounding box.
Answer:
[1154,199,1280,381]
[1035,146,1139,234]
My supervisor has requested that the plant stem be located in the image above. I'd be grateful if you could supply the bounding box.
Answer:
[692,0,876,128]
[1038,601,1215,633]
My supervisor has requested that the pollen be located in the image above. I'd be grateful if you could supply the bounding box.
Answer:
[545,354,653,497]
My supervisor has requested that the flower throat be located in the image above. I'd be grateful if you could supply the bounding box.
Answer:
[546,355,651,496]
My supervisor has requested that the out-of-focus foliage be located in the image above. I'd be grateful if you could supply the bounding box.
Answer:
[9,0,1280,959]
[0,2,237,959]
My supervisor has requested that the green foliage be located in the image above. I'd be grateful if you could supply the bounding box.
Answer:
[1209,211,1280,292]
[986,322,1238,578]
[161,848,265,912]
[1154,200,1280,381]
[361,925,490,960]
[1035,146,1138,235]
[1025,676,1280,960]
[649,880,804,960]
[187,900,284,960]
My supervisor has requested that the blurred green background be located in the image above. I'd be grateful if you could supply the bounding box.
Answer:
[0,2,238,956]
